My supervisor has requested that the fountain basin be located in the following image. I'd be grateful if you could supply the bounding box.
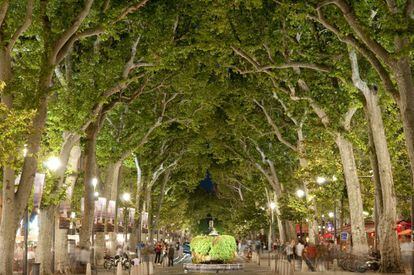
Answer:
[183,263,244,273]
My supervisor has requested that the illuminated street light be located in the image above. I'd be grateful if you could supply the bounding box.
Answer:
[296,189,305,199]
[316,176,326,185]
[44,156,61,172]
[94,191,99,198]
[122,192,131,202]
[269,202,276,210]
[70,212,76,219]
[91,177,98,188]
[328,212,334,218]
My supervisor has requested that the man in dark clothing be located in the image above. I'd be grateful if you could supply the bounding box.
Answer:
[168,245,175,266]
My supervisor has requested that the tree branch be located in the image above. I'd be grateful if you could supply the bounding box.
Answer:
[51,0,95,63]
[122,35,142,78]
[0,0,9,30]
[114,0,150,23]
[253,99,298,151]
[6,0,34,51]
[406,0,414,18]
[56,26,105,64]
[310,10,398,99]
[317,0,394,67]
[262,62,331,73]
[342,107,357,131]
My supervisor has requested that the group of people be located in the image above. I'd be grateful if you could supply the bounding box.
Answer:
[283,239,337,271]
[154,240,177,267]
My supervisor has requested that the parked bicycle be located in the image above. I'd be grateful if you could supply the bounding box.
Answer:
[104,254,132,270]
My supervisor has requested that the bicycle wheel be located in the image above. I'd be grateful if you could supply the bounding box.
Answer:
[104,261,113,270]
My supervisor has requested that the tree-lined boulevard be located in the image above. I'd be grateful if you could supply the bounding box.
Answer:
[0,0,413,274]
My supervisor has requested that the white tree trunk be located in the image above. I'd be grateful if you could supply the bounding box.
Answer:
[54,143,81,272]
[37,207,55,275]
[335,134,369,255]
[104,161,122,255]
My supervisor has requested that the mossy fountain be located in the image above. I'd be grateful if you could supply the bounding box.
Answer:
[183,227,243,273]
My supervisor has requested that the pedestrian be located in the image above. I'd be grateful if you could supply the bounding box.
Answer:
[154,242,162,264]
[168,243,175,266]
[295,240,304,259]
[285,240,295,262]
[303,242,317,271]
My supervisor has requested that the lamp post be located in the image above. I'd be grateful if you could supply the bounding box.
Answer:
[296,189,305,239]
[44,156,62,274]
[121,192,131,250]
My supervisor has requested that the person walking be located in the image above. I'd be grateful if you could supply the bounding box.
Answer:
[295,240,305,269]
[168,244,175,266]
[285,240,295,262]
[154,242,162,264]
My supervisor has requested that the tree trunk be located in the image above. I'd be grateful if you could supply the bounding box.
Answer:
[103,161,122,255]
[335,134,369,255]
[146,184,153,243]
[0,201,19,275]
[79,122,100,248]
[152,170,170,241]
[37,133,80,273]
[55,143,81,272]
[296,125,320,244]
[350,49,403,270]
[37,207,55,275]
[0,93,49,275]
[364,90,402,271]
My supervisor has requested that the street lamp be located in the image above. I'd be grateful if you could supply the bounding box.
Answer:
[316,176,327,185]
[296,189,305,199]
[121,193,131,250]
[122,192,131,202]
[91,177,98,189]
[44,156,62,172]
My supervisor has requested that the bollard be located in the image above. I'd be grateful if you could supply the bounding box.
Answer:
[143,262,148,275]
[131,265,140,275]
[289,261,294,275]
[270,260,275,271]
[116,261,123,275]
[32,263,40,275]
[332,259,339,271]
[86,263,92,275]
[268,250,271,267]
[301,259,308,272]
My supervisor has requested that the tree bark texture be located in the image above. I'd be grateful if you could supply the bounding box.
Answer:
[350,49,403,270]
[152,170,170,241]
[55,143,81,272]
[79,121,100,248]
[37,207,55,275]
[335,134,369,255]
[37,133,80,273]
